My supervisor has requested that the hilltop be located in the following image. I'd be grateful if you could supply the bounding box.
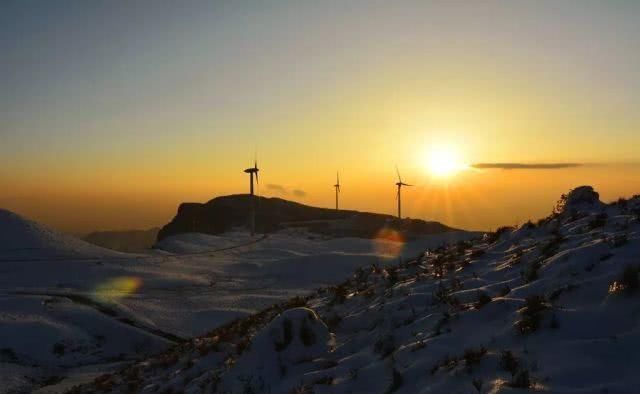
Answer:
[157,195,457,241]
[72,186,640,393]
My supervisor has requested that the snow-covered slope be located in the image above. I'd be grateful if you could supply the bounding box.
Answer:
[71,186,640,393]
[0,211,173,394]
[0,209,124,260]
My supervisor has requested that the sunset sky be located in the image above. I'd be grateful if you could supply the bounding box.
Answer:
[2,1,640,234]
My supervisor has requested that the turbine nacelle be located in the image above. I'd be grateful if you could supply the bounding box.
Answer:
[244,158,259,173]
[244,159,259,185]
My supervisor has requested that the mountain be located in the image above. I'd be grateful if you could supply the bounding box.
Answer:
[157,194,457,241]
[84,227,160,252]
[72,186,640,393]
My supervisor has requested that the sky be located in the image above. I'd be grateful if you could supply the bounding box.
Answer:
[2,1,640,234]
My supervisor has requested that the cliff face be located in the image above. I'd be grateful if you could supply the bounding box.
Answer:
[157,194,455,241]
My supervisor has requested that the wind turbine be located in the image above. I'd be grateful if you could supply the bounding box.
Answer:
[395,167,412,219]
[334,172,340,210]
[244,158,259,236]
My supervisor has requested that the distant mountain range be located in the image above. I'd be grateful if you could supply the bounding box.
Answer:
[158,194,458,241]
[84,228,160,252]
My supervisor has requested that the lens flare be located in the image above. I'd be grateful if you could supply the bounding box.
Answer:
[93,276,142,301]
[372,228,405,258]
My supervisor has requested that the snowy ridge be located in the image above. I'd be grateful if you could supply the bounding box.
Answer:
[69,186,640,393]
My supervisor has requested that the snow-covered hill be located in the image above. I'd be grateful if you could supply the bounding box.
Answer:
[0,209,125,261]
[70,186,640,393]
[0,211,172,393]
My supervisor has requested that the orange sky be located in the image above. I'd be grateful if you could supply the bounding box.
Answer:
[2,2,639,234]
[2,163,639,234]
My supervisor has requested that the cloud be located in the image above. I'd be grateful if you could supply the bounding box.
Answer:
[471,163,582,170]
[292,189,307,197]
[266,184,287,194]
[266,184,307,198]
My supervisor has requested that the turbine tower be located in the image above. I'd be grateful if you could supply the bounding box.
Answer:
[395,167,412,219]
[334,172,340,210]
[244,158,259,236]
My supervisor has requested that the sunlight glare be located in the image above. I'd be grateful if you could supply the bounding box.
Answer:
[425,146,466,177]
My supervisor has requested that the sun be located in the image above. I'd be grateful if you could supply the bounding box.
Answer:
[425,146,466,177]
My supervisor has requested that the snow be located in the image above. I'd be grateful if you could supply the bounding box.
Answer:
[221,307,334,393]
[66,187,640,394]
[0,208,475,392]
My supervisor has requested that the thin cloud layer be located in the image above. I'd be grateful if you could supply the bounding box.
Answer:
[266,184,307,198]
[472,163,582,170]
[266,184,287,194]
[292,189,307,197]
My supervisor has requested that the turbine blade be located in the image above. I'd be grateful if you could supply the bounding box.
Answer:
[255,171,259,184]
[396,166,402,183]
